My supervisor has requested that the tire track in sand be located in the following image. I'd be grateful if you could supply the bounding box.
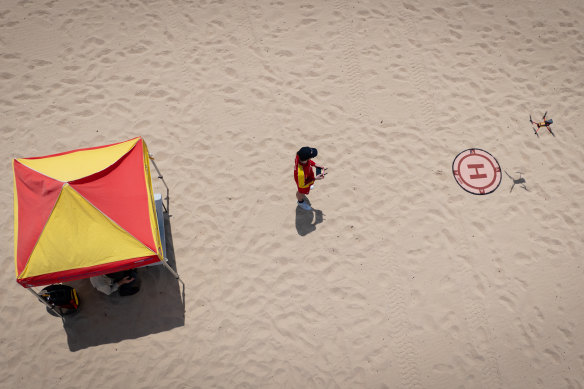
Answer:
[400,4,503,385]
[333,0,369,124]
[386,286,423,389]
[463,288,503,389]
[399,3,437,131]
[333,1,423,386]
[402,1,507,383]
[165,2,204,120]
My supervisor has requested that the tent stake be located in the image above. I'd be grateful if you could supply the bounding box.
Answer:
[28,287,63,318]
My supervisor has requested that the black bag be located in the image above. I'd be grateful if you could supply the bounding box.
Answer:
[39,284,79,313]
[119,283,140,296]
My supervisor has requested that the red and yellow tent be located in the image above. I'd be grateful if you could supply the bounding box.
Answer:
[13,137,165,288]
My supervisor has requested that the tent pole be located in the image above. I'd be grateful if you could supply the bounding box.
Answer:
[149,155,170,214]
[161,258,184,287]
[28,287,63,318]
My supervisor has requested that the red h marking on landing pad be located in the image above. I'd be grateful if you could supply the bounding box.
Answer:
[467,163,487,179]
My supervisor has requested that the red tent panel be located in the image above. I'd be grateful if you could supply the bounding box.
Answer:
[70,139,156,252]
[13,161,63,275]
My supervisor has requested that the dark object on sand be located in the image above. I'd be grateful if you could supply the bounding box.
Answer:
[106,269,140,296]
[39,284,79,315]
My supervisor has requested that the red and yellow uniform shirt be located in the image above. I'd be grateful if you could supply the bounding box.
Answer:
[294,155,316,194]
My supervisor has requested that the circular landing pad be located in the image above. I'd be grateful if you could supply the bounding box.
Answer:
[452,148,502,195]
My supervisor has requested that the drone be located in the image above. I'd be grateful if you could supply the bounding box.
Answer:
[530,111,554,137]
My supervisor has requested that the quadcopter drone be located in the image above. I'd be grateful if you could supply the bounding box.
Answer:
[530,111,555,137]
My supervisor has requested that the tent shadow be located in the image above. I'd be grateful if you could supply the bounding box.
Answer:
[62,213,185,351]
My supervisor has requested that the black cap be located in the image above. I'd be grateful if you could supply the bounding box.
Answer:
[297,147,318,161]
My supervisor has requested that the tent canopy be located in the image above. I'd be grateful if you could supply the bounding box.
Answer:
[13,137,163,288]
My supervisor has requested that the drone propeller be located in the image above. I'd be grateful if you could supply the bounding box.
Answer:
[548,126,555,137]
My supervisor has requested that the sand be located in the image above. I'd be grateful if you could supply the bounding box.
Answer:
[1,0,584,387]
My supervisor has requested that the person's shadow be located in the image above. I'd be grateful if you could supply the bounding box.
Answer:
[295,199,324,236]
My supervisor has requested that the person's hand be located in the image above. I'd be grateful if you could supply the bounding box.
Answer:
[119,276,135,285]
[315,174,325,180]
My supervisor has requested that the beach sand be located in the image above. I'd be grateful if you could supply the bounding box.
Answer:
[1,0,583,387]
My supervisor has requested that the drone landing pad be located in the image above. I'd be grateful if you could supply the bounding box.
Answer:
[452,148,502,195]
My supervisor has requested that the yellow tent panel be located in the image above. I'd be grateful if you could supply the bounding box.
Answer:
[17,138,139,182]
[20,184,156,280]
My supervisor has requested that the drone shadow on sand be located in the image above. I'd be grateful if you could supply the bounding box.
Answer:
[505,171,530,193]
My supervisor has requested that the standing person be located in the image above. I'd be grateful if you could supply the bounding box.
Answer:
[294,146,326,211]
